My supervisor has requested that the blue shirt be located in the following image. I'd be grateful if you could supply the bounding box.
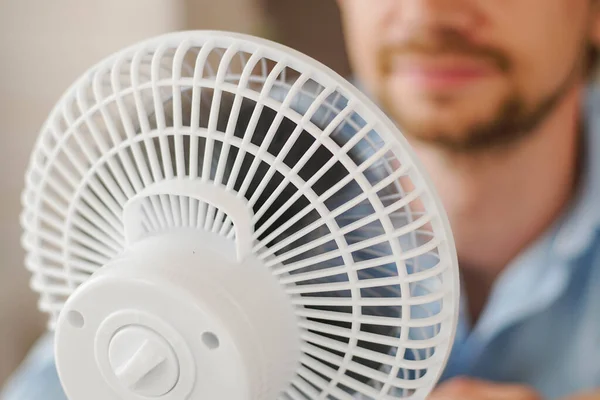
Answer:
[2,86,599,400]
[438,85,600,398]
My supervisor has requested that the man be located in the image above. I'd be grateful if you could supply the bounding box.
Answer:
[335,0,600,399]
[2,1,600,399]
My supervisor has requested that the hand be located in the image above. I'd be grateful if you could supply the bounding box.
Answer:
[561,392,600,400]
[428,377,542,400]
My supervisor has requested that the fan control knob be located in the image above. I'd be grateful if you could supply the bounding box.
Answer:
[107,325,180,397]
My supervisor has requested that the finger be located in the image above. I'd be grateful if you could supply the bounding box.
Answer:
[429,377,543,400]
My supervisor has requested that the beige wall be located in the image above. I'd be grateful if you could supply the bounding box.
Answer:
[185,0,265,33]
[0,0,189,385]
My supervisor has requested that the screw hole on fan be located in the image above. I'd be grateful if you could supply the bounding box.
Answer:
[201,331,220,350]
[66,310,85,328]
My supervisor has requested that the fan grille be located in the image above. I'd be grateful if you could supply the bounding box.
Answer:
[21,31,458,399]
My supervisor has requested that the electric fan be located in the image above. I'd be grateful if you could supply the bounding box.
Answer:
[20,31,459,400]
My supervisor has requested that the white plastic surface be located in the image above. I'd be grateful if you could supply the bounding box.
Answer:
[22,30,460,399]
[122,178,253,261]
[55,230,300,400]
[108,325,179,396]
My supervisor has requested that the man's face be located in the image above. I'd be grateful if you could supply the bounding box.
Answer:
[338,0,600,151]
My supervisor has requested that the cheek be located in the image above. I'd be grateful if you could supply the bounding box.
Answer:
[488,0,589,97]
[339,1,392,83]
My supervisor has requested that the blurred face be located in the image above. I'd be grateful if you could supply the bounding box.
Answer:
[338,0,600,151]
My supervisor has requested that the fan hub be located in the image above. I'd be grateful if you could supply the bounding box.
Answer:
[108,325,179,396]
[54,230,301,400]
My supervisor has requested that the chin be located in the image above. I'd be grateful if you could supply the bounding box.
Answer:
[387,74,507,109]
[388,92,505,138]
[391,103,465,135]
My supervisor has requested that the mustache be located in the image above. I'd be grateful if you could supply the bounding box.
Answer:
[381,28,511,72]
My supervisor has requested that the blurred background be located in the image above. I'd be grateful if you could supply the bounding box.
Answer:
[0,0,350,386]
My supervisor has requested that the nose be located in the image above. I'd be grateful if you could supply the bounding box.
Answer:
[396,0,477,34]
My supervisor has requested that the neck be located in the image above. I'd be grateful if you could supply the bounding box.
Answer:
[412,87,583,281]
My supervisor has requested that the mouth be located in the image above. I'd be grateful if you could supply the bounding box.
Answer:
[389,55,499,91]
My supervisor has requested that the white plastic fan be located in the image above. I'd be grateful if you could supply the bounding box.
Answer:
[20,30,459,400]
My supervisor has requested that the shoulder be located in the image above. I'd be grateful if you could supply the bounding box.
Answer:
[0,333,66,400]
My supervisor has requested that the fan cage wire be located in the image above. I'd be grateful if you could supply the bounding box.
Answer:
[20,31,459,400]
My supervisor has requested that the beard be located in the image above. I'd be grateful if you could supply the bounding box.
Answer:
[375,28,587,153]
[381,75,578,153]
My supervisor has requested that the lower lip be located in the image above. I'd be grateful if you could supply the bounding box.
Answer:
[394,66,494,91]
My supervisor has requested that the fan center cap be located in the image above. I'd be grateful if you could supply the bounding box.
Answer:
[108,326,180,396]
